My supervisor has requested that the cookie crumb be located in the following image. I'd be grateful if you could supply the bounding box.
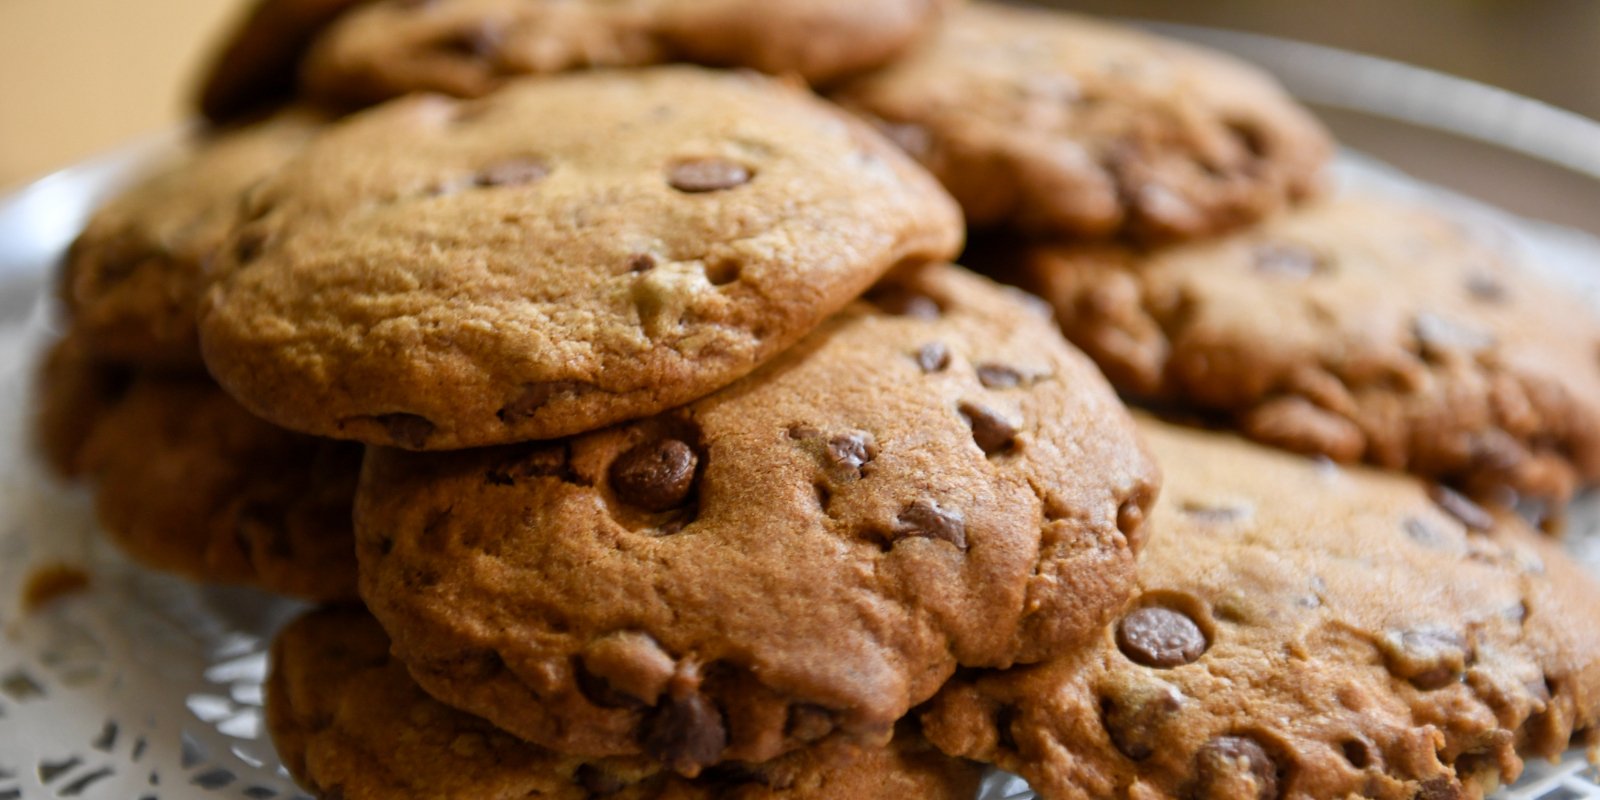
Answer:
[22,564,90,613]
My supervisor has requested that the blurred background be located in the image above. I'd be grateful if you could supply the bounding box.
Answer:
[2,0,1598,188]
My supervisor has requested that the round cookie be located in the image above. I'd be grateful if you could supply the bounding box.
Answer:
[78,374,360,602]
[1012,195,1600,503]
[61,110,322,368]
[300,0,954,108]
[353,264,1158,770]
[267,607,985,800]
[832,3,1331,241]
[200,67,964,450]
[195,0,373,123]
[923,418,1600,800]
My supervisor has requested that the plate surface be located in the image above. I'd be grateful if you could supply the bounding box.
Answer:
[1,27,1599,800]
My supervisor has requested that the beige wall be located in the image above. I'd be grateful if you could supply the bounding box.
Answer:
[2,0,1596,187]
[0,0,240,188]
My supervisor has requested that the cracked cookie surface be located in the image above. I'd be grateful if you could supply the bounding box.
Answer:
[300,0,954,108]
[1014,196,1600,503]
[61,110,323,368]
[267,607,985,800]
[832,3,1330,241]
[200,67,963,449]
[353,264,1157,771]
[77,372,360,602]
[923,418,1600,800]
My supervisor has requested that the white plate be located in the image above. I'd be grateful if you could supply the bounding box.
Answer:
[2,28,1599,800]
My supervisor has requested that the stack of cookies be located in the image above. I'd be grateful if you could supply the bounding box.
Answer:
[34,1,1600,798]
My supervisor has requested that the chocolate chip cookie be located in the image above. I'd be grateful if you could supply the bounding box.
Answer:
[61,110,322,368]
[301,0,953,108]
[354,264,1157,771]
[267,607,985,800]
[923,418,1600,800]
[196,0,373,122]
[1014,196,1600,503]
[200,67,963,450]
[77,374,359,602]
[832,3,1331,241]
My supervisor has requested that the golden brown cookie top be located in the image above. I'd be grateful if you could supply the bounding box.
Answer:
[924,418,1600,800]
[832,3,1331,241]
[267,607,986,799]
[300,0,954,108]
[61,110,323,368]
[77,374,360,602]
[1015,195,1600,503]
[353,264,1157,771]
[195,0,372,123]
[200,67,963,450]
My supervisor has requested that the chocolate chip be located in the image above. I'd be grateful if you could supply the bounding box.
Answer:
[894,499,967,550]
[667,158,751,193]
[497,381,593,422]
[1427,485,1494,532]
[1117,607,1208,667]
[610,439,698,512]
[475,157,549,187]
[642,692,727,774]
[1252,242,1323,278]
[363,413,434,449]
[914,342,951,373]
[628,253,657,273]
[976,363,1023,389]
[959,402,1018,456]
[1382,628,1467,690]
[1193,736,1280,800]
[825,433,873,473]
[867,287,941,320]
